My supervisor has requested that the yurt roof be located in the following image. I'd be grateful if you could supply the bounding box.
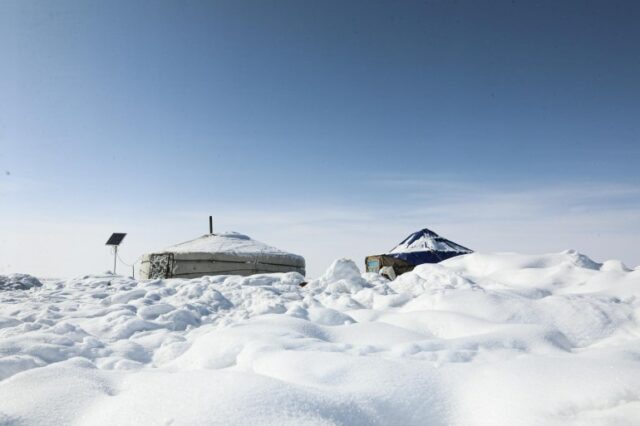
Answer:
[389,228,472,254]
[377,228,472,265]
[157,232,303,261]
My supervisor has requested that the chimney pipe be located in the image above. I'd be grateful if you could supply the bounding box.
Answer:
[209,216,213,234]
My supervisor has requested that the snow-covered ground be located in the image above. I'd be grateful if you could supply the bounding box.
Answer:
[1,251,639,425]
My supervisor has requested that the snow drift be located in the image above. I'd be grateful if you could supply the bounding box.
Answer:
[0,251,639,425]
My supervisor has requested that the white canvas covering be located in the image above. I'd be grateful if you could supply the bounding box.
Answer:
[139,232,305,279]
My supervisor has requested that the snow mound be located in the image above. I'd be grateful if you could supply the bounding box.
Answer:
[0,274,42,291]
[600,259,632,273]
[308,258,370,293]
[0,251,639,425]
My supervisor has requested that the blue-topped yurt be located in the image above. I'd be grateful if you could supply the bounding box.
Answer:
[365,228,472,278]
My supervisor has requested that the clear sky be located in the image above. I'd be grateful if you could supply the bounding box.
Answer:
[1,0,639,277]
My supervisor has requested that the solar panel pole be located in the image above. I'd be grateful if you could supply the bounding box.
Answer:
[105,233,127,276]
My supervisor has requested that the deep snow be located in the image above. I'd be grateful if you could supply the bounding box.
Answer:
[0,251,639,425]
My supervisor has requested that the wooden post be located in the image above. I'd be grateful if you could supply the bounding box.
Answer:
[209,216,213,234]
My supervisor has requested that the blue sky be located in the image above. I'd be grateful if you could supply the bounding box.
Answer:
[1,0,639,277]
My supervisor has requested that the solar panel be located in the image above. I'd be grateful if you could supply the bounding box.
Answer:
[106,233,127,246]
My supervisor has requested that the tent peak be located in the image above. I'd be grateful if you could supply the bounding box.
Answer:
[392,228,472,254]
[417,228,439,237]
[197,232,251,240]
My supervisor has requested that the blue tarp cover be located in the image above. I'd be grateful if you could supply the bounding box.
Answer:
[386,250,467,265]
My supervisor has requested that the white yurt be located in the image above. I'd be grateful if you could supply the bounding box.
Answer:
[139,232,305,279]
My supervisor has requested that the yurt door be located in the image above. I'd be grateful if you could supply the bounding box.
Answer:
[148,253,175,278]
